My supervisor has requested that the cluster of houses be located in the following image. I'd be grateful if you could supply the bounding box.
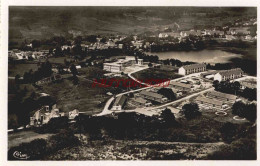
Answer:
[61,36,127,51]
[8,49,50,61]
[158,26,256,41]
[30,104,65,126]
[30,103,80,127]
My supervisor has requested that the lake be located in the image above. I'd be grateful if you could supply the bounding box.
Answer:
[145,50,243,64]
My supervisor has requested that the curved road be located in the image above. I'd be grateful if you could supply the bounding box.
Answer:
[96,71,209,116]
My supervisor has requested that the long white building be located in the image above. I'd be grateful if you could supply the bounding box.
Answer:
[103,57,135,73]
[214,68,243,82]
[178,63,206,75]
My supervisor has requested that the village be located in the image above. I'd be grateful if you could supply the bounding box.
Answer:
[7,15,257,129]
[6,7,257,161]
[20,58,255,128]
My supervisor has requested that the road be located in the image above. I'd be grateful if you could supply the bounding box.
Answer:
[95,71,209,116]
[127,66,150,86]
[96,71,256,117]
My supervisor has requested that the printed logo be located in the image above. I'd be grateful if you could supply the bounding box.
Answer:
[13,151,30,160]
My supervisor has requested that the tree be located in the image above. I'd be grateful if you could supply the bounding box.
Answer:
[31,40,41,48]
[182,103,201,120]
[54,46,63,57]
[232,102,256,122]
[243,88,256,101]
[207,138,256,160]
[157,88,176,101]
[213,80,219,90]
[64,58,70,67]
[70,64,78,77]
[49,48,54,55]
[232,101,246,117]
[57,65,64,74]
[220,122,237,143]
[160,108,176,126]
[245,103,256,122]
[100,38,107,43]
[232,81,240,95]
[15,74,20,84]
[70,64,79,85]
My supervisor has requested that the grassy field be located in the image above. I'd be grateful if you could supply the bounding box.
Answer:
[47,57,74,64]
[78,66,108,79]
[8,131,53,149]
[8,63,39,77]
[38,77,115,114]
[132,68,182,81]
[201,108,251,125]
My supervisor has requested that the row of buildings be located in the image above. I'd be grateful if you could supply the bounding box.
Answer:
[178,63,244,82]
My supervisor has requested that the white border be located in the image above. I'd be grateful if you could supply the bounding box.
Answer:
[1,0,259,166]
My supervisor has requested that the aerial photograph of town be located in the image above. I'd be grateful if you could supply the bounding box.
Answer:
[7,6,257,160]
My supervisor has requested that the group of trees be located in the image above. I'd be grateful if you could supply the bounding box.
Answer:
[208,124,256,160]
[149,37,205,52]
[213,80,241,95]
[8,86,56,129]
[19,61,53,84]
[232,101,256,122]
[161,58,183,67]
[213,80,257,101]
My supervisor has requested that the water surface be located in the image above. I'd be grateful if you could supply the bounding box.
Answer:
[146,50,243,63]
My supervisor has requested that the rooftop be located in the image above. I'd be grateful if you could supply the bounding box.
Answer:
[133,97,148,104]
[240,81,256,89]
[113,95,127,106]
[181,63,206,70]
[218,68,243,77]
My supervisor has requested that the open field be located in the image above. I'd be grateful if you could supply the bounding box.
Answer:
[47,57,74,64]
[201,108,250,125]
[8,63,39,77]
[38,78,116,114]
[132,68,182,82]
[78,66,108,79]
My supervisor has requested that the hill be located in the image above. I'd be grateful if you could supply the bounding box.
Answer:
[9,7,256,44]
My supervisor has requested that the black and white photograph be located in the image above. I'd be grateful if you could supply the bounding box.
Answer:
[1,0,259,164]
